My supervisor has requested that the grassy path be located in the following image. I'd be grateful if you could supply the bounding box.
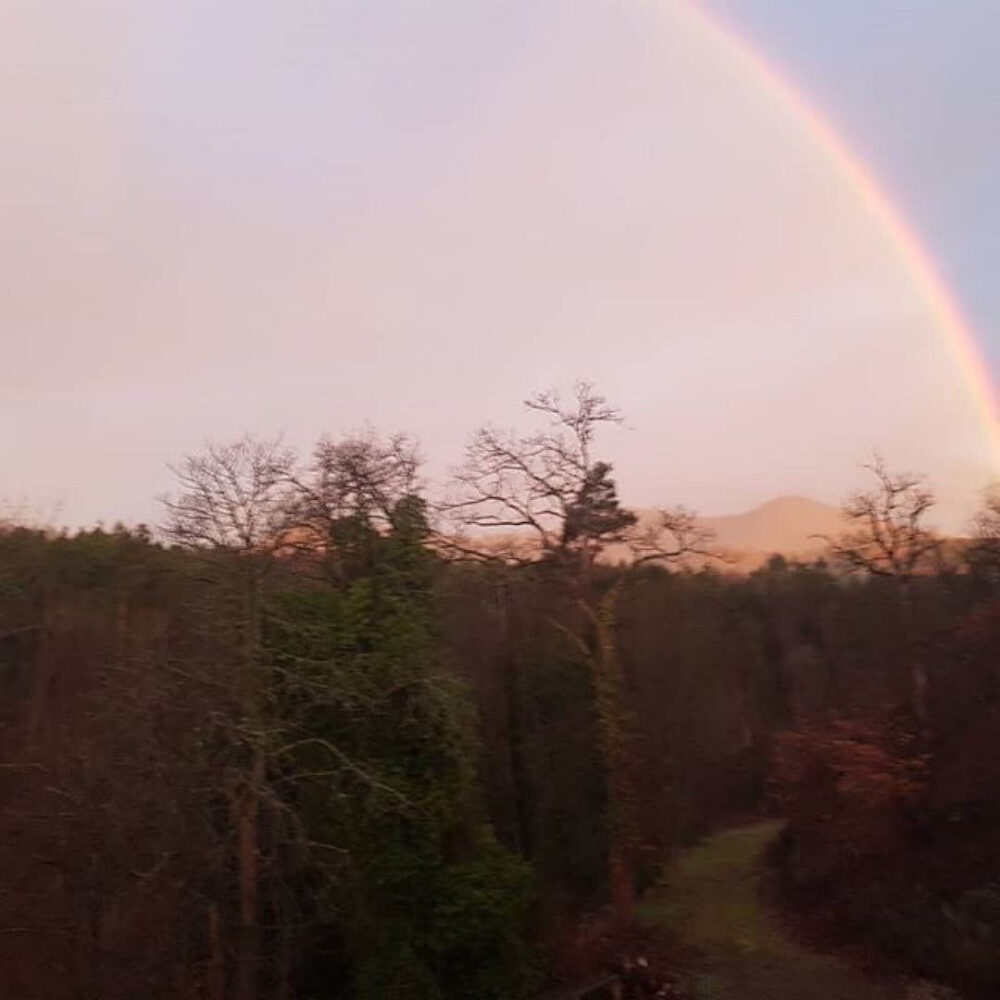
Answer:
[637,821,916,1000]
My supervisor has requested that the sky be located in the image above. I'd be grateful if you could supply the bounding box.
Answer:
[1,0,997,531]
[705,0,1000,376]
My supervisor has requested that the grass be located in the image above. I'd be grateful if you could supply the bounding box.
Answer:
[637,821,903,1000]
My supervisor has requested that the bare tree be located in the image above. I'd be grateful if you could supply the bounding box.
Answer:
[968,483,1000,584]
[628,506,718,567]
[288,430,421,557]
[447,381,720,572]
[822,454,940,726]
[823,453,939,583]
[446,381,634,565]
[161,434,301,690]
[160,431,431,999]
[160,435,299,1000]
[161,435,297,553]
[447,382,719,926]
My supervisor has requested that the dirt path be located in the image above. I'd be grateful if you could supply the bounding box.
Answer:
[637,821,952,1000]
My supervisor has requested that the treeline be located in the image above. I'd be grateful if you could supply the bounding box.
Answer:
[768,475,1000,996]
[0,434,536,1000]
[0,384,998,998]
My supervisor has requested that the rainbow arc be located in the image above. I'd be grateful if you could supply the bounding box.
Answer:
[666,1,999,461]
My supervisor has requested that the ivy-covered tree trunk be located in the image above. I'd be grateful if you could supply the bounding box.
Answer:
[590,579,638,927]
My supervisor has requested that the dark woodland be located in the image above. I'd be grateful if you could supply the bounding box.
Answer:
[1,386,998,999]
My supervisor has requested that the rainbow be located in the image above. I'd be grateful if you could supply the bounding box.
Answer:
[657,1,1000,461]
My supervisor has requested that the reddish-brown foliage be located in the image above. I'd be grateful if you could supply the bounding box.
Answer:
[770,717,927,814]
[952,597,1000,650]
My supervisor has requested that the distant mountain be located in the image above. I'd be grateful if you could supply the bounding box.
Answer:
[701,495,846,563]
[457,495,849,572]
[617,495,847,571]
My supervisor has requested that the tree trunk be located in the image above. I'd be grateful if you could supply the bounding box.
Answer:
[207,903,226,1000]
[498,579,531,856]
[275,922,292,1000]
[235,753,263,1000]
[591,580,637,928]
[236,564,265,1000]
[609,849,634,929]
[899,581,927,732]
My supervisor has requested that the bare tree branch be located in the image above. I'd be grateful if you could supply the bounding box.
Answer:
[819,453,939,581]
[443,382,632,565]
[160,435,297,553]
[626,506,724,567]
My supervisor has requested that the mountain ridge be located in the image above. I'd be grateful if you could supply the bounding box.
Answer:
[625,494,848,570]
[699,494,846,558]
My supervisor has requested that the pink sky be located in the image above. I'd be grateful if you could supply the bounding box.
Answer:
[1,0,995,531]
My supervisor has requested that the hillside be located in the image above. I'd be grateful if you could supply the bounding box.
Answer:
[471,496,848,571]
[700,495,846,567]
[608,495,847,571]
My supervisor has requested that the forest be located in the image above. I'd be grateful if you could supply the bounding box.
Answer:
[1,383,998,999]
